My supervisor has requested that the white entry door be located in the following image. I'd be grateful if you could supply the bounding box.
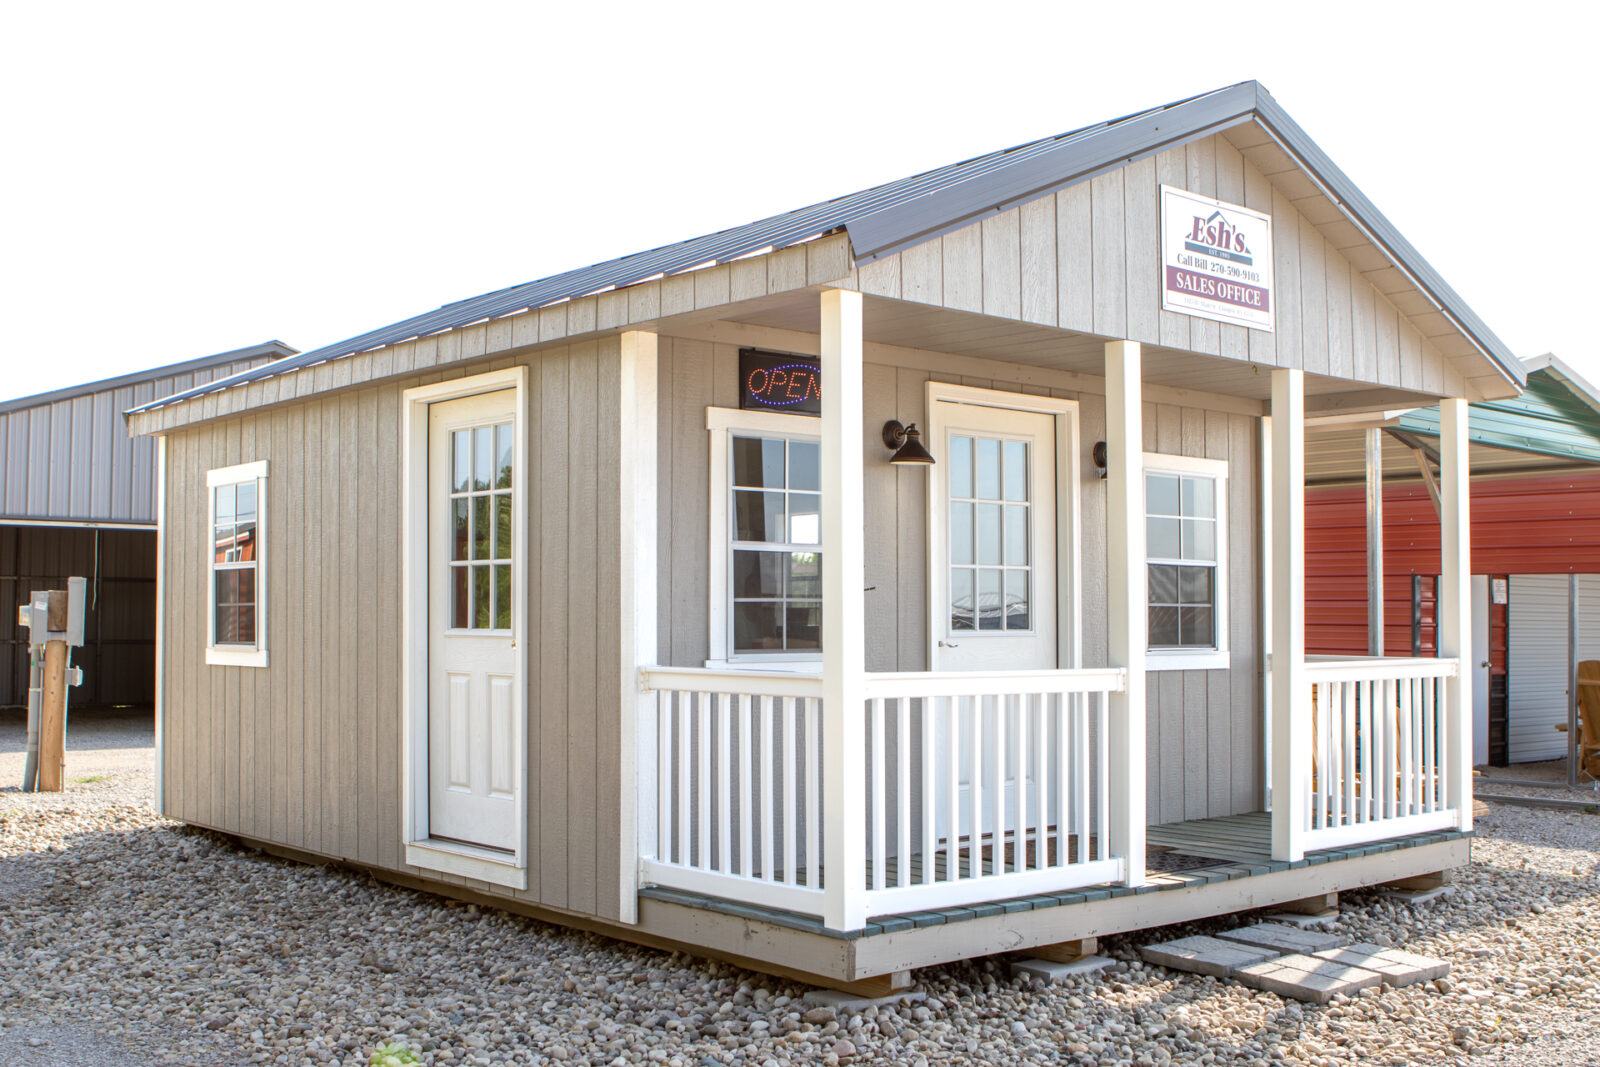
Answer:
[928,393,1064,846]
[427,390,520,852]
[930,400,1059,671]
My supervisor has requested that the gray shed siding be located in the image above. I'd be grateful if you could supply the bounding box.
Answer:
[852,133,1465,399]
[0,355,271,525]
[656,333,1264,822]
[158,341,630,921]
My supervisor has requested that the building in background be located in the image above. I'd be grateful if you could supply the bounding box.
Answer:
[1306,355,1600,768]
[0,342,293,710]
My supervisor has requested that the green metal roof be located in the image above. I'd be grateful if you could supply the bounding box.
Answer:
[1398,357,1600,463]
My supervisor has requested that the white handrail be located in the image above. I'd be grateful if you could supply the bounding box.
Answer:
[639,666,824,698]
[1302,657,1458,683]
[864,667,1126,699]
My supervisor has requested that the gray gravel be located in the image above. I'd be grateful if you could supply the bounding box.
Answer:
[4,709,1600,1065]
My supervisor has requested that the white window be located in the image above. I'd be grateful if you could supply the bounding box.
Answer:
[1144,453,1228,671]
[707,408,821,666]
[206,460,268,667]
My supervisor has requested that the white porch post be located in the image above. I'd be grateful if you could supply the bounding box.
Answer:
[821,288,867,931]
[1365,427,1385,657]
[1439,398,1473,830]
[1270,369,1307,862]
[1104,340,1146,886]
[620,330,658,925]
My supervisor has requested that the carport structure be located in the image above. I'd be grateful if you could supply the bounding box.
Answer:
[1306,355,1600,776]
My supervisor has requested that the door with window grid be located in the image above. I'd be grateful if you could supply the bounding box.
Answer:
[426,390,519,852]
[929,398,1059,845]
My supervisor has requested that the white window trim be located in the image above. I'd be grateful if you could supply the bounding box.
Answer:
[399,368,531,884]
[705,406,823,668]
[1144,451,1229,672]
[205,459,269,668]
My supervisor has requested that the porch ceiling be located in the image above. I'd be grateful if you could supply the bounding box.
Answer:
[709,291,1439,415]
[1306,425,1594,486]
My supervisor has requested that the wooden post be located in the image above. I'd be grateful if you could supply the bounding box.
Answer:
[38,640,68,792]
[821,288,867,932]
[1439,398,1473,830]
[1104,340,1146,887]
[1270,369,1307,862]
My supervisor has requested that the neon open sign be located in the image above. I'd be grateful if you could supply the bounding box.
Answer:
[738,348,821,416]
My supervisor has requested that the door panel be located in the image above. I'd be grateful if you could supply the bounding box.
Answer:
[428,389,520,852]
[928,395,1066,844]
[931,401,1058,671]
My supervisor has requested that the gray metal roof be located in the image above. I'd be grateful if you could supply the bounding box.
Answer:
[5,341,296,417]
[128,81,1522,416]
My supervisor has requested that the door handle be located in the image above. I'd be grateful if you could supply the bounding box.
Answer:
[938,640,960,648]
[1480,660,1489,669]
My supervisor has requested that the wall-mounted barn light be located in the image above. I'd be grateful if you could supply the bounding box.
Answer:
[1092,440,1108,479]
[882,420,936,465]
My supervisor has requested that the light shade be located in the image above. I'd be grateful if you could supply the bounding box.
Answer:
[883,420,936,465]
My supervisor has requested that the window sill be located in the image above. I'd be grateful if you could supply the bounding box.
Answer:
[405,840,527,890]
[206,646,269,668]
[1146,649,1229,672]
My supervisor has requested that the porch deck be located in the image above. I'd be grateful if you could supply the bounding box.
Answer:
[638,819,1469,940]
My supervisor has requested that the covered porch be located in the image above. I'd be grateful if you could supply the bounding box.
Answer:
[629,287,1475,938]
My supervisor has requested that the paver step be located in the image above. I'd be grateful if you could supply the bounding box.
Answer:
[1234,952,1383,1004]
[1139,935,1280,978]
[1217,922,1348,955]
[1313,943,1449,987]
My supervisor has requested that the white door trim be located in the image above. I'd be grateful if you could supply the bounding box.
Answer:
[924,382,1082,671]
[401,367,530,890]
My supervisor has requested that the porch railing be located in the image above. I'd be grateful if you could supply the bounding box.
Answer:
[1301,657,1460,850]
[637,665,1128,925]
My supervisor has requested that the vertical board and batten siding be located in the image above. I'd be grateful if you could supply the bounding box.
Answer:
[159,342,630,921]
[855,134,1465,400]
[0,356,271,525]
[656,334,1263,822]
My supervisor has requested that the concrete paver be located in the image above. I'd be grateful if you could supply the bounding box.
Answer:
[1313,943,1449,987]
[1234,953,1383,1004]
[1216,922,1347,955]
[1140,935,1280,978]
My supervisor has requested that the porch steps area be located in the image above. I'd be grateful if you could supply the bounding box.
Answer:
[638,820,1469,941]
[1142,923,1449,1003]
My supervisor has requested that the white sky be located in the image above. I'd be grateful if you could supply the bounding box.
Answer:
[2,1,1593,402]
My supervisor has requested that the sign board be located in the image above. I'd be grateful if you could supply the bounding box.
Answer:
[1160,185,1274,332]
[739,349,821,416]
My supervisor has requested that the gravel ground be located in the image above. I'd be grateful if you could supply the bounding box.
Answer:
[4,710,1600,1066]
[1475,758,1600,804]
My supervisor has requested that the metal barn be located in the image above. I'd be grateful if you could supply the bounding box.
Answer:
[0,343,292,710]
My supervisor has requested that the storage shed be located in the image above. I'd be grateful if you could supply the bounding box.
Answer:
[1306,355,1600,767]
[0,342,291,710]
[131,82,1516,990]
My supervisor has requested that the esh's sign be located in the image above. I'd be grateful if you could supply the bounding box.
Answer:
[1160,186,1274,332]
[739,348,821,416]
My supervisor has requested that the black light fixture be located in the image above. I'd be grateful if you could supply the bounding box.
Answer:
[883,420,936,465]
[1092,440,1108,479]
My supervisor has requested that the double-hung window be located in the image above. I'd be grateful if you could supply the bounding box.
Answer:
[206,460,268,667]
[707,409,822,665]
[1144,453,1228,671]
